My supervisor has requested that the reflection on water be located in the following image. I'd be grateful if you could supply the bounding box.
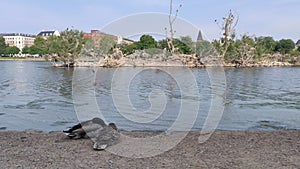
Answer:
[0,61,299,131]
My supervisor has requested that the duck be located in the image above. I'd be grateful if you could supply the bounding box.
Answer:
[91,123,120,150]
[63,118,120,150]
[63,117,105,139]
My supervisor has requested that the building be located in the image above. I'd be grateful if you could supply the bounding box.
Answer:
[37,30,60,39]
[83,30,117,43]
[0,33,35,50]
[83,30,134,45]
[197,30,204,41]
[296,39,300,47]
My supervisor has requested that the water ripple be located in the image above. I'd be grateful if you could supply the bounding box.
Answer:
[249,120,291,131]
[0,62,300,131]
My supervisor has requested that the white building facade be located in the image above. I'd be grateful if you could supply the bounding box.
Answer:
[1,33,35,50]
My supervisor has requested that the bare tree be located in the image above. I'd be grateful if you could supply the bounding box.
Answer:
[165,0,182,54]
[215,10,239,59]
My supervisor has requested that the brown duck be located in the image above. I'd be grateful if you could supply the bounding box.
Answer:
[63,118,119,150]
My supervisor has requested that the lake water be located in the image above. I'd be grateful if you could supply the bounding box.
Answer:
[0,61,299,132]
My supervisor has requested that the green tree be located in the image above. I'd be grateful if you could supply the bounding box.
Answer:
[120,34,157,55]
[196,40,215,58]
[213,38,238,61]
[256,36,276,54]
[241,35,255,47]
[173,39,192,54]
[22,46,31,55]
[32,36,47,55]
[47,35,62,56]
[98,35,116,56]
[56,29,85,65]
[120,43,139,55]
[180,36,195,53]
[138,35,157,50]
[275,39,295,54]
[5,46,20,56]
[79,38,97,58]
[157,39,169,50]
[227,39,240,60]
[28,45,41,55]
[158,38,192,54]
[297,46,300,52]
[0,37,7,55]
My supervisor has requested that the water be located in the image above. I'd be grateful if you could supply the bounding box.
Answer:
[0,61,76,132]
[0,61,299,132]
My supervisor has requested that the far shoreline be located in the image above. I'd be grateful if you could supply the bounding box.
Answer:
[1,57,300,68]
[0,57,46,62]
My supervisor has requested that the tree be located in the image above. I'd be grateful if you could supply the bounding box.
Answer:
[0,37,8,55]
[297,46,300,52]
[256,36,276,54]
[173,39,192,54]
[22,46,31,55]
[215,10,239,59]
[120,34,157,55]
[120,43,138,55]
[157,37,192,55]
[180,36,195,53]
[56,29,85,66]
[98,35,116,56]
[47,35,62,56]
[254,36,277,59]
[213,38,238,61]
[158,39,169,50]
[79,38,97,59]
[32,36,47,55]
[196,40,215,58]
[165,0,182,54]
[236,35,256,66]
[275,39,295,54]
[5,46,20,56]
[28,45,41,55]
[138,35,157,50]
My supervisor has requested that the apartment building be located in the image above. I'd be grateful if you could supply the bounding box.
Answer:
[0,33,35,50]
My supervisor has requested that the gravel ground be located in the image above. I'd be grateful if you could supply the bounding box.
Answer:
[0,131,299,169]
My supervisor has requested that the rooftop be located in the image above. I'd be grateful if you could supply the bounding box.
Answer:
[296,39,300,46]
[0,33,36,37]
[37,30,60,37]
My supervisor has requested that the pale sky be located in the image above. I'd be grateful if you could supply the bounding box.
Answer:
[1,0,299,42]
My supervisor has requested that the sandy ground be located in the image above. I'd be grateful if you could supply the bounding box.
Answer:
[0,131,299,169]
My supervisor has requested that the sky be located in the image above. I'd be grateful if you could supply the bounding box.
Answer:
[1,0,300,42]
